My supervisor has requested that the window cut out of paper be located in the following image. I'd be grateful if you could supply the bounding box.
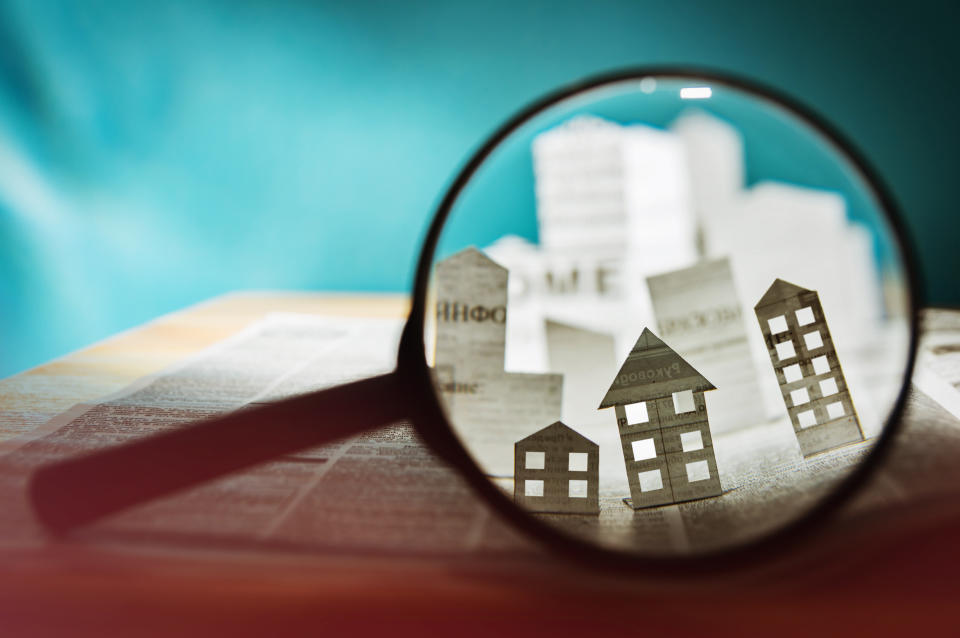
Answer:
[795,306,815,326]
[525,451,545,469]
[680,430,703,452]
[568,452,588,471]
[672,389,695,414]
[568,480,588,498]
[686,460,710,483]
[754,279,864,456]
[624,401,649,424]
[804,330,824,350]
[783,363,803,383]
[812,355,830,375]
[797,409,817,428]
[638,469,663,492]
[767,315,788,334]
[632,438,656,461]
[775,340,796,361]
[820,377,839,396]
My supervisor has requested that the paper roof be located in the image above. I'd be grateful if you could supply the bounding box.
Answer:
[755,278,812,310]
[598,328,715,408]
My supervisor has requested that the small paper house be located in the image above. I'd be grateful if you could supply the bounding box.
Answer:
[754,279,864,456]
[514,422,599,515]
[598,328,722,509]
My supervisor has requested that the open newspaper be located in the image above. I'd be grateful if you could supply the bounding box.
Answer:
[1,311,959,562]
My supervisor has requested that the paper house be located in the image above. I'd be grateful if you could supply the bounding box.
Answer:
[754,279,864,456]
[598,328,722,509]
[514,421,599,515]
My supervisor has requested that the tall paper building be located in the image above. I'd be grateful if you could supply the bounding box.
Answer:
[488,116,699,368]
[754,279,864,456]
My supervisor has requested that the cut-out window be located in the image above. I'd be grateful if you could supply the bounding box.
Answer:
[624,401,649,424]
[686,460,710,482]
[524,479,544,497]
[827,401,845,419]
[783,363,803,383]
[568,452,588,472]
[767,315,788,334]
[812,355,830,375]
[775,340,796,361]
[797,409,817,428]
[638,469,663,492]
[820,377,839,397]
[681,430,703,452]
[790,387,811,406]
[568,479,588,498]
[525,451,545,470]
[804,330,824,350]
[796,307,815,326]
[632,438,656,461]
[673,389,695,414]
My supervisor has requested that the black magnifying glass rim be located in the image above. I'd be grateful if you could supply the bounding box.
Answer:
[395,66,921,573]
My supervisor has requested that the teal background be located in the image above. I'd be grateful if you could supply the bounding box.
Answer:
[435,78,903,271]
[0,0,956,376]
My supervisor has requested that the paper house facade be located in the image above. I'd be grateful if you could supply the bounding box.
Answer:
[514,421,599,515]
[754,279,864,456]
[598,328,722,509]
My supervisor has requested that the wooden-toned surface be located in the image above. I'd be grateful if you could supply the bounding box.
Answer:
[1,293,960,637]
[0,292,409,441]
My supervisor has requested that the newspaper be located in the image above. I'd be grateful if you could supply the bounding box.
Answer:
[0,315,537,559]
[646,257,768,431]
[0,311,959,561]
[913,308,960,417]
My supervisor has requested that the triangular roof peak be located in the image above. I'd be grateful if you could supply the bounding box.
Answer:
[518,421,597,448]
[754,278,811,310]
[439,246,507,273]
[598,328,715,409]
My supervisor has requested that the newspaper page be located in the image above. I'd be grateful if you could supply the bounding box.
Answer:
[913,307,960,417]
[1,311,959,561]
[0,315,539,559]
[646,257,768,431]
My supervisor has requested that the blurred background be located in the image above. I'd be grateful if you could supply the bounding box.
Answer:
[0,0,957,377]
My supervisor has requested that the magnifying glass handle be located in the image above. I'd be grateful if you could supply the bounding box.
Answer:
[29,372,407,534]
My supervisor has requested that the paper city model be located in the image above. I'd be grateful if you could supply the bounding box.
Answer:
[598,328,723,509]
[754,279,864,456]
[514,421,600,515]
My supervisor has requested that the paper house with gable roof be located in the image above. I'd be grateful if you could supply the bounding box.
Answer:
[598,328,723,509]
[754,279,864,456]
[514,422,599,515]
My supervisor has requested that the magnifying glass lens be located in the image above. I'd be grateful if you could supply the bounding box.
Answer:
[422,75,913,557]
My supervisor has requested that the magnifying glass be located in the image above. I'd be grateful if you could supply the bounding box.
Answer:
[29,68,918,568]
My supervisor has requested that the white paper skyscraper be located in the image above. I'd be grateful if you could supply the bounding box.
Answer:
[488,115,699,368]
